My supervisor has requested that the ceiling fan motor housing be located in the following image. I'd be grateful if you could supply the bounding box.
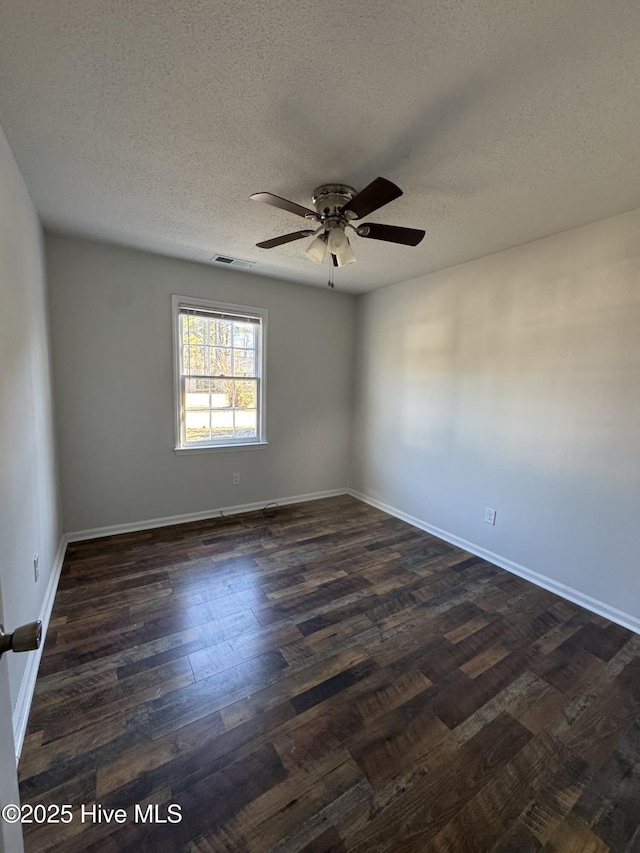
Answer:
[311,184,357,225]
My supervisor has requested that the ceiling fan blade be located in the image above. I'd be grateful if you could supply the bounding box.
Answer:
[250,192,318,220]
[256,229,314,249]
[356,223,425,246]
[342,177,403,220]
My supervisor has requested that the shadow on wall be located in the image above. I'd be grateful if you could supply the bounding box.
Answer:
[393,258,637,485]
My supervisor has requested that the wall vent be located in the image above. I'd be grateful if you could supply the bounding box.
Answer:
[210,255,255,269]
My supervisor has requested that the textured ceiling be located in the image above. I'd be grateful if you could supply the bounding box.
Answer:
[1,1,639,293]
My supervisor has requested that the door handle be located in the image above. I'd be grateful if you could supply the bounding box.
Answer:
[0,621,42,660]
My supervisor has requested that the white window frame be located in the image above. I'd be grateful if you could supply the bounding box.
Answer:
[172,295,268,452]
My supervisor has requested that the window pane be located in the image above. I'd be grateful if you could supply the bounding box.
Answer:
[211,410,233,439]
[234,409,257,438]
[210,319,232,346]
[234,380,257,409]
[182,315,207,345]
[211,379,233,408]
[233,323,255,349]
[183,345,207,376]
[185,410,211,442]
[185,378,210,409]
[234,349,255,377]
[211,347,232,376]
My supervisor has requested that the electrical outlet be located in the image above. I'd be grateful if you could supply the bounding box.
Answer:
[484,507,497,526]
[34,554,39,582]
[232,473,240,486]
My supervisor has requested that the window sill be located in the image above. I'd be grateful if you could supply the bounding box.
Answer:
[174,441,269,455]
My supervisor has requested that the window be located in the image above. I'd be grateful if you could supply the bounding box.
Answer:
[172,296,267,450]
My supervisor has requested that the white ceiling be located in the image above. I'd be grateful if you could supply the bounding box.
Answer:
[1,1,639,294]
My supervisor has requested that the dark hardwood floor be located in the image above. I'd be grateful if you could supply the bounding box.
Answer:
[18,495,640,852]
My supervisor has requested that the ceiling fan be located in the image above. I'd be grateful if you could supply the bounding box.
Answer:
[250,177,425,287]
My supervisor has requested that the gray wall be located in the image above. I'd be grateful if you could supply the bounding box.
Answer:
[354,208,640,622]
[0,127,61,712]
[46,234,356,533]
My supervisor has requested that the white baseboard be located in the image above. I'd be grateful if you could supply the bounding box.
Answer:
[66,489,350,542]
[13,533,68,761]
[348,489,640,635]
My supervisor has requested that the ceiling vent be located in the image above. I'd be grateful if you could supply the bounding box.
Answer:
[210,255,255,269]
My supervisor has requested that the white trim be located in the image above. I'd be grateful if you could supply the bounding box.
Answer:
[348,489,640,635]
[173,440,269,455]
[66,489,349,542]
[12,534,68,761]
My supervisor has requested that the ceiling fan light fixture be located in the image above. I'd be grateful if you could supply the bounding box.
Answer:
[335,236,356,266]
[327,225,348,255]
[327,225,356,266]
[304,234,327,264]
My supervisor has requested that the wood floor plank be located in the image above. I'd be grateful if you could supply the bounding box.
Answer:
[290,657,378,715]
[194,751,366,853]
[297,826,349,853]
[354,667,432,725]
[17,496,639,852]
[426,730,565,852]
[541,816,610,852]
[220,645,373,731]
[349,704,450,789]
[148,648,289,738]
[342,712,533,852]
